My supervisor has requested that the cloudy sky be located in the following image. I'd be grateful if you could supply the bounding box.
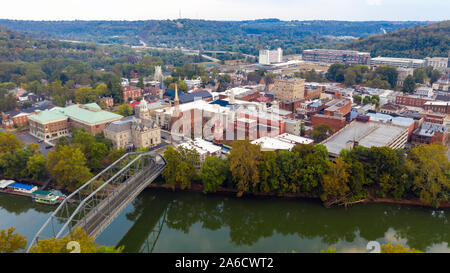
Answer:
[0,0,449,21]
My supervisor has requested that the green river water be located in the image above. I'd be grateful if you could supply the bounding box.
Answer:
[0,189,448,253]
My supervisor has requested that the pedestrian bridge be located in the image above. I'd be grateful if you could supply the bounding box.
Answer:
[27,151,166,252]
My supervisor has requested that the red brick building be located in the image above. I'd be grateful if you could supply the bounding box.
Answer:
[123,86,143,102]
[311,114,347,132]
[423,101,450,114]
[396,94,431,108]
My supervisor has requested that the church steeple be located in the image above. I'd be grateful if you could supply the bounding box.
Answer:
[174,83,179,107]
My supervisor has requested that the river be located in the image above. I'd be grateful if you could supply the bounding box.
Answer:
[0,189,448,253]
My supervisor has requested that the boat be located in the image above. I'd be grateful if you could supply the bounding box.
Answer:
[32,190,60,205]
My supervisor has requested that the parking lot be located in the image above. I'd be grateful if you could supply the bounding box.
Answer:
[13,130,54,156]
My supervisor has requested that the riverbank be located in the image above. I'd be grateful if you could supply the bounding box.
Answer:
[147,183,450,209]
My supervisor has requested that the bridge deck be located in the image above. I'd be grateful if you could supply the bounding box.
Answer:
[78,163,165,238]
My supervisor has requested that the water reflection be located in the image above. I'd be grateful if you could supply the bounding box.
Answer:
[122,190,449,253]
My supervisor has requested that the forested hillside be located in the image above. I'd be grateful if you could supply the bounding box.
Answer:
[0,19,428,55]
[343,20,450,58]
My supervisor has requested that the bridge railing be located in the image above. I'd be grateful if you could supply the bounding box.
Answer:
[27,151,166,252]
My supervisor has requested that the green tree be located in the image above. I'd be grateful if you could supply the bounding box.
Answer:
[26,153,48,180]
[312,124,333,142]
[344,69,356,87]
[430,69,441,85]
[162,146,199,190]
[353,94,362,105]
[402,75,416,93]
[413,68,426,84]
[117,104,133,117]
[47,145,93,191]
[259,151,281,193]
[200,156,228,193]
[0,227,27,253]
[72,129,109,171]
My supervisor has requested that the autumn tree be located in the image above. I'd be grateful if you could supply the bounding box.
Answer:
[0,227,27,253]
[29,228,123,253]
[381,243,421,253]
[47,145,93,191]
[320,158,351,202]
[405,144,450,208]
[0,132,23,154]
[229,140,262,197]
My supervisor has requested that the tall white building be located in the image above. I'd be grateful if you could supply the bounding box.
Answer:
[154,66,162,82]
[259,48,283,65]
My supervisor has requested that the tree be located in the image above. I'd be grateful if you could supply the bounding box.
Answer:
[312,124,333,142]
[162,146,199,190]
[413,68,426,84]
[402,75,416,93]
[229,140,262,197]
[320,158,351,201]
[26,153,48,180]
[258,151,281,193]
[137,77,145,89]
[430,69,441,85]
[29,228,123,253]
[366,77,391,89]
[117,104,133,117]
[381,243,421,253]
[72,129,109,171]
[0,227,27,253]
[47,145,93,191]
[344,69,356,87]
[200,156,228,193]
[405,144,450,208]
[353,94,362,105]
[0,133,23,154]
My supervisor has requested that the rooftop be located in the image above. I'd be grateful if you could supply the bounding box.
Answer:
[323,120,410,156]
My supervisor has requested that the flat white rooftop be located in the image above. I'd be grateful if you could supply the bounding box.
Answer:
[323,120,409,156]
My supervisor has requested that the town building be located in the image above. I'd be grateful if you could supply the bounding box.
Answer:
[302,49,371,65]
[410,123,448,146]
[123,86,143,102]
[273,79,305,102]
[103,117,161,150]
[29,103,122,140]
[423,101,450,114]
[323,113,415,157]
[259,48,283,65]
[397,68,414,87]
[251,133,313,152]
[370,57,426,69]
[178,138,223,166]
[395,94,431,108]
[28,110,70,141]
[1,101,56,129]
[425,57,449,73]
